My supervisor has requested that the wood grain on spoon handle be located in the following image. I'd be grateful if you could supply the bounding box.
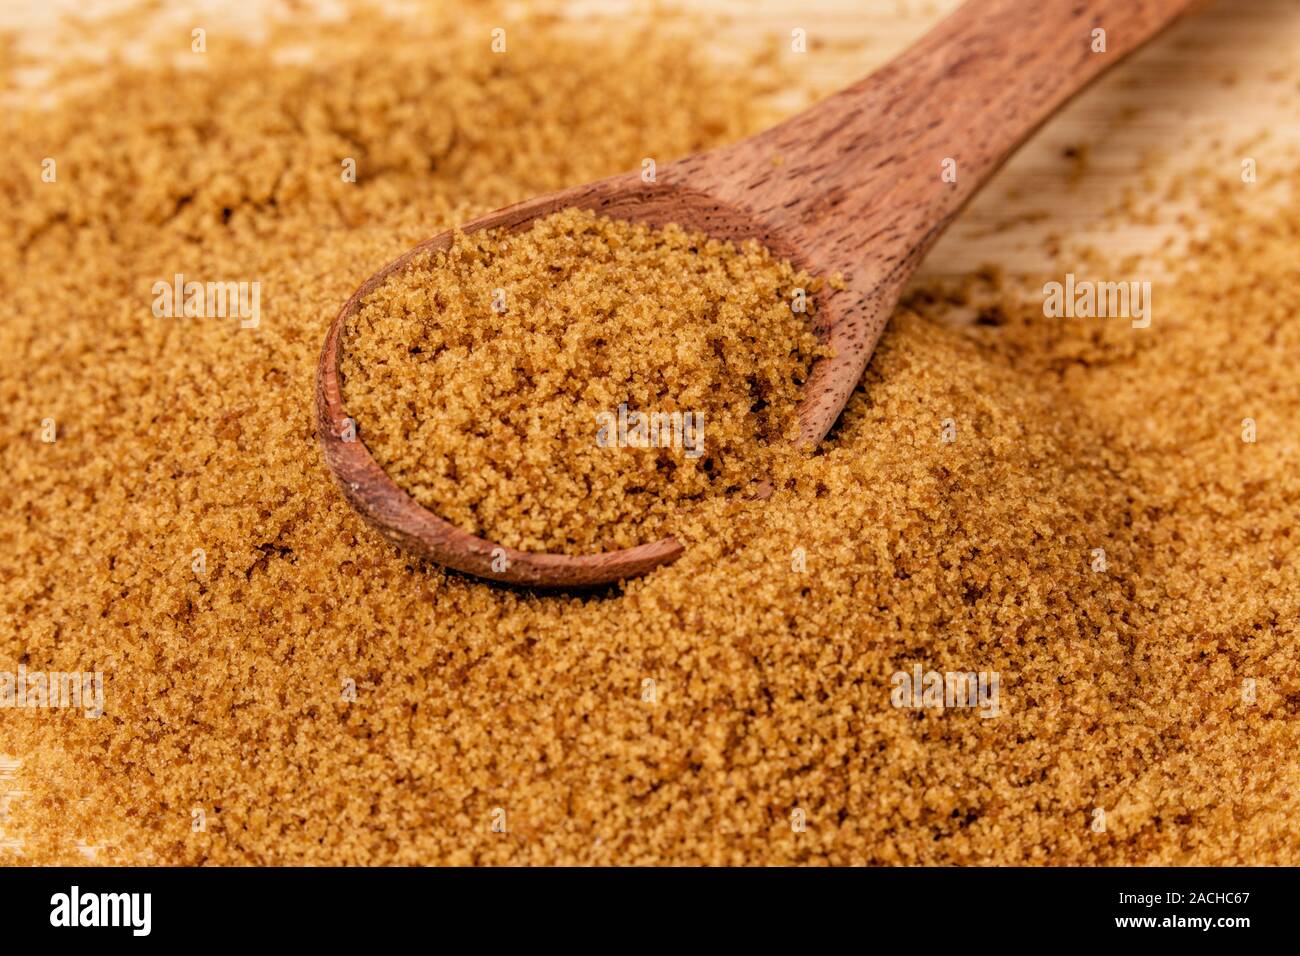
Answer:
[678,0,1201,444]
[715,0,1201,236]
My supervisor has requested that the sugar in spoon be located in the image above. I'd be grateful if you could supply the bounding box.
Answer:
[317,0,1199,588]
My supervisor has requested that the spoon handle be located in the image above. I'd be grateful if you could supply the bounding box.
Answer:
[712,0,1199,250]
[682,0,1200,444]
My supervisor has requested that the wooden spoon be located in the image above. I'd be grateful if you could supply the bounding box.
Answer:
[317,0,1199,588]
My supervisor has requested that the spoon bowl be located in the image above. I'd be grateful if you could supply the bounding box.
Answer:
[316,174,822,587]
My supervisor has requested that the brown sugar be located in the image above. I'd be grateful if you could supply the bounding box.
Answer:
[339,208,822,553]
[0,1,1297,866]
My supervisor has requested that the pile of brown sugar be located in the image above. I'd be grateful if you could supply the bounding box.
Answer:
[1,0,1297,867]
[341,207,822,553]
